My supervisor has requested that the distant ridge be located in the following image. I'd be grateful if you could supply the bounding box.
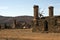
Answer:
[0,15,33,24]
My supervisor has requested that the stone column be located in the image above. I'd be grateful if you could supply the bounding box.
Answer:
[32,5,40,32]
[33,5,39,26]
[12,19,16,28]
[49,6,54,17]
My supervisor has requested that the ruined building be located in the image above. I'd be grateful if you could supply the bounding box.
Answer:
[32,5,60,33]
[0,5,60,33]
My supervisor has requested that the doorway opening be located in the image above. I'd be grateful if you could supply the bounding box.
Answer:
[44,21,48,31]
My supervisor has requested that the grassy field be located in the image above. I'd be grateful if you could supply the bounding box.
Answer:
[0,29,60,40]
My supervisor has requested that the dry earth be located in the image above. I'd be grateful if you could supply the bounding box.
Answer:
[0,29,60,40]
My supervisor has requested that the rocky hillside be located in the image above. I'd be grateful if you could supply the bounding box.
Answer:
[0,16,33,24]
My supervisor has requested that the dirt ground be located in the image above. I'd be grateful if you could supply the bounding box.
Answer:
[0,29,60,40]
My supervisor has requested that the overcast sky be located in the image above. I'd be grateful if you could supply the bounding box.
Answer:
[0,0,60,17]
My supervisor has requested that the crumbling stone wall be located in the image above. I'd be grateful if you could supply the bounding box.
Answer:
[32,5,60,33]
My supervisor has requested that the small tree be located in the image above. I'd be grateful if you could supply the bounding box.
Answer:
[38,11,44,18]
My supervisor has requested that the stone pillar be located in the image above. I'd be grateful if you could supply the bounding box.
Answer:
[34,5,39,19]
[12,19,16,28]
[32,5,40,32]
[33,5,39,26]
[49,6,54,17]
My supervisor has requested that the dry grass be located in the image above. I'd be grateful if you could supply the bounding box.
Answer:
[0,29,60,40]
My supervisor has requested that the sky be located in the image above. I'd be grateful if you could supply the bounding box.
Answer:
[0,0,60,17]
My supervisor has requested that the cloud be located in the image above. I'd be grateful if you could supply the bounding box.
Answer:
[48,4,54,6]
[0,6,8,10]
[54,3,60,5]
[0,6,8,13]
[48,2,60,7]
[0,6,8,15]
[55,8,60,11]
[54,8,60,15]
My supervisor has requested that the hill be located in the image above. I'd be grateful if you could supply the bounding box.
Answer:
[0,16,33,25]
